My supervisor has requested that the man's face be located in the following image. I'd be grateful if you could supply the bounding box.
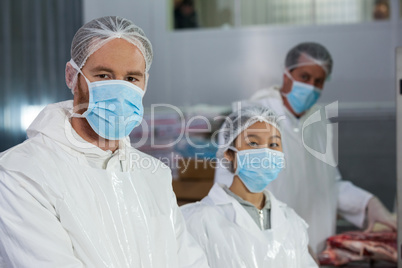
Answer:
[281,64,326,95]
[75,38,146,112]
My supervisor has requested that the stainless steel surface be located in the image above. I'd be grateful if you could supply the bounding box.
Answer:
[396,47,402,268]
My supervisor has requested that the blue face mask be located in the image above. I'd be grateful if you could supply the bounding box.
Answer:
[72,73,145,140]
[85,80,144,140]
[283,72,321,114]
[232,147,285,193]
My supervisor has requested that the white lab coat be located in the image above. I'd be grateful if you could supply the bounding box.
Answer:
[0,101,209,268]
[215,86,373,253]
[181,183,318,268]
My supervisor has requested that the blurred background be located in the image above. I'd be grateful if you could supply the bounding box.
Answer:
[0,0,399,209]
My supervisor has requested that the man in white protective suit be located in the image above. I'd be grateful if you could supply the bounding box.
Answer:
[0,16,209,268]
[214,42,396,254]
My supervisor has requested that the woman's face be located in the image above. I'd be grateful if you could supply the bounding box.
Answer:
[225,121,283,170]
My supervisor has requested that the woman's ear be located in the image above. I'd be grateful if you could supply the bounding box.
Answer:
[224,150,234,161]
[224,149,237,173]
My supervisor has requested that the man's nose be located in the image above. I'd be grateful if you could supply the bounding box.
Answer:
[306,79,315,86]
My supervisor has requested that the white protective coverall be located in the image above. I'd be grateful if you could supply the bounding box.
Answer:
[0,101,209,268]
[214,86,373,253]
[181,183,318,268]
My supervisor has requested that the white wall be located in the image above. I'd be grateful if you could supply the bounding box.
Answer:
[84,0,401,114]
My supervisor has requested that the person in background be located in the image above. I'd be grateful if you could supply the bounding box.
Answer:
[373,0,390,20]
[0,16,208,267]
[182,106,318,267]
[174,0,199,29]
[214,42,396,255]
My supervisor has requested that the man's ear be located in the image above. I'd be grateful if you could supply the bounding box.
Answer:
[281,72,293,94]
[65,62,78,91]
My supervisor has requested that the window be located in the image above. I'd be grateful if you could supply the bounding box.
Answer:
[169,0,390,30]
[0,0,82,151]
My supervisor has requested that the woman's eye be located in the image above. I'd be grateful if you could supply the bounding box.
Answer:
[248,142,259,147]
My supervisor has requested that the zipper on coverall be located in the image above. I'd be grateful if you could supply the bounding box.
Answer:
[259,210,264,230]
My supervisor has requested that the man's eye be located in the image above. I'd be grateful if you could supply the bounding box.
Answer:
[301,74,310,81]
[315,79,324,87]
[126,77,138,82]
[97,74,110,79]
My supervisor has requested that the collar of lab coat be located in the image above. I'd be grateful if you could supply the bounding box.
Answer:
[207,183,288,238]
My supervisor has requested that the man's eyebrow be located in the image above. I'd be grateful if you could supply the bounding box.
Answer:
[270,135,282,139]
[90,66,145,77]
[90,66,114,73]
[127,70,145,77]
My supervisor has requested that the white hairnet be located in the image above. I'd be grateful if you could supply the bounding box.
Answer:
[67,16,153,90]
[216,106,282,160]
[285,42,333,76]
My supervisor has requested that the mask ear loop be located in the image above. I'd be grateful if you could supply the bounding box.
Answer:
[284,69,294,81]
[227,146,240,175]
[144,73,149,92]
[228,146,238,153]
[69,59,91,85]
[69,59,91,119]
[281,69,294,99]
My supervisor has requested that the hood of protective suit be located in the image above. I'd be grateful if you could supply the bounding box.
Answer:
[27,100,130,169]
[27,100,120,154]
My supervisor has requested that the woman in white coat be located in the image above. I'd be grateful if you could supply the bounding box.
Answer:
[181,106,318,268]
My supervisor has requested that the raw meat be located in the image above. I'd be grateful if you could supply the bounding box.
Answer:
[318,231,397,266]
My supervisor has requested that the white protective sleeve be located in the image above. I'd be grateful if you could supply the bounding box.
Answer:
[0,169,84,267]
[171,192,210,268]
[336,178,373,228]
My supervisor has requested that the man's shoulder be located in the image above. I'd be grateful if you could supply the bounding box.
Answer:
[249,86,281,101]
[0,133,76,178]
[232,86,284,114]
[0,137,47,170]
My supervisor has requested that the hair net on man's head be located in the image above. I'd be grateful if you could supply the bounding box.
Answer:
[216,105,281,161]
[67,16,153,90]
[285,42,333,76]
